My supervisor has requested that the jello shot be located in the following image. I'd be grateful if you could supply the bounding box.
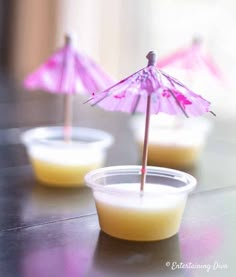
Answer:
[131,114,211,169]
[21,126,113,187]
[85,165,196,241]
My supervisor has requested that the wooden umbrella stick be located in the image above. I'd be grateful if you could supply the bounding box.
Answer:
[140,94,151,191]
[140,51,157,192]
[63,94,73,142]
[62,34,73,142]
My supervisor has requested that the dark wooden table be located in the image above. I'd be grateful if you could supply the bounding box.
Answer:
[0,80,236,276]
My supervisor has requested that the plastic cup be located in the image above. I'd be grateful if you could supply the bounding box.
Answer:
[21,126,113,187]
[131,114,211,169]
[85,165,196,241]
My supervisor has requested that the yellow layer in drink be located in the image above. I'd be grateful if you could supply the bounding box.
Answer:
[94,183,186,241]
[29,144,104,187]
[134,116,206,169]
[31,157,102,187]
[143,143,202,169]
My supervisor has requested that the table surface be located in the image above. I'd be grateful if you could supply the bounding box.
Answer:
[0,82,236,277]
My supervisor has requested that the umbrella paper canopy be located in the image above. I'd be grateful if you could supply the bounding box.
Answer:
[90,64,210,117]
[24,35,113,94]
[89,51,213,191]
[24,34,113,141]
[157,38,223,82]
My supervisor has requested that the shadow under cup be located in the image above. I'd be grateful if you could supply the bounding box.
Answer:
[85,165,197,241]
[92,231,181,276]
[21,126,113,187]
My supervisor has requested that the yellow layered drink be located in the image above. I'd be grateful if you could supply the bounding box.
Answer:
[94,184,186,241]
[132,115,210,169]
[139,136,203,169]
[85,166,196,241]
[21,127,113,187]
[29,143,104,187]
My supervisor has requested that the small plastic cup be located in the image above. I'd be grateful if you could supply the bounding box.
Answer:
[21,126,113,187]
[131,114,211,169]
[85,165,196,241]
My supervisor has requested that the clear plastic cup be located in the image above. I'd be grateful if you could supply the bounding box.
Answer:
[85,165,196,241]
[131,114,211,169]
[21,126,114,187]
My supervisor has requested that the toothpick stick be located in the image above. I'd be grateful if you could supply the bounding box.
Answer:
[63,93,73,142]
[62,34,73,142]
[140,51,157,191]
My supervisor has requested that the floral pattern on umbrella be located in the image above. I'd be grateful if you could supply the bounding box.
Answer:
[91,65,211,117]
[24,34,113,141]
[157,37,224,82]
[24,37,113,94]
[88,51,213,191]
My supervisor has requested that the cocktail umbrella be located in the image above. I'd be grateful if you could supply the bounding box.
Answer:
[88,51,213,191]
[158,37,223,83]
[157,38,222,131]
[24,34,113,141]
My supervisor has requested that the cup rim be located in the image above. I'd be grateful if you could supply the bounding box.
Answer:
[20,126,114,150]
[85,165,197,196]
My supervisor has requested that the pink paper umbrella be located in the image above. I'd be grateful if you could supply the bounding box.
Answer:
[88,51,213,191]
[158,37,223,82]
[24,34,113,141]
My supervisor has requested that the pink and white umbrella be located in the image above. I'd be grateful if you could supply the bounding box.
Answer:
[88,51,213,191]
[24,34,113,140]
[157,37,224,84]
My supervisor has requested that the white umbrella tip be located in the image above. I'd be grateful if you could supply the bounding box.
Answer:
[146,51,157,66]
[192,36,203,45]
[65,32,77,45]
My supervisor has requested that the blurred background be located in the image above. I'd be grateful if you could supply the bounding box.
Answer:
[1,3,236,273]
[0,0,235,119]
